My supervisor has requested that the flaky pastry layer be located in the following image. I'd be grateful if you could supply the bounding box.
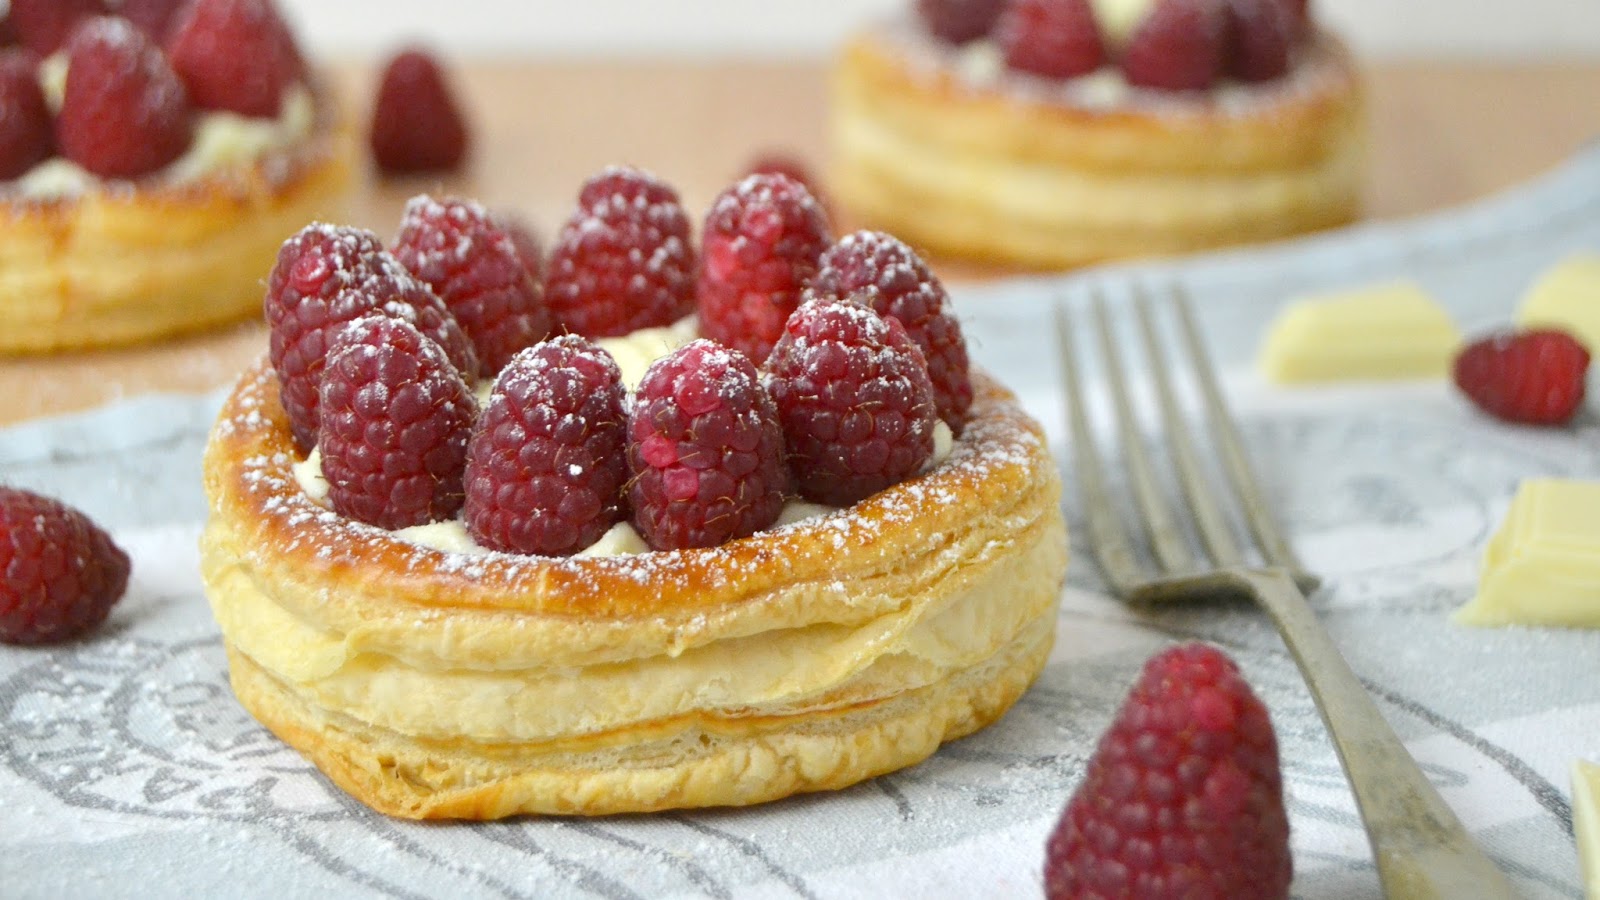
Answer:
[201,359,1069,818]
[0,86,355,354]
[828,25,1365,269]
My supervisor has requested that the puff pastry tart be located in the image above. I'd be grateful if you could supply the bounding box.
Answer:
[0,7,354,354]
[199,172,1068,818]
[203,360,1065,818]
[829,1,1365,270]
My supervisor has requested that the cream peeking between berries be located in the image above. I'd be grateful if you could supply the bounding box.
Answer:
[0,0,310,187]
[923,0,1307,89]
[266,167,972,556]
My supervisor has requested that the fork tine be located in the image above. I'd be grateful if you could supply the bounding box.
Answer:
[1132,286,1245,569]
[1091,291,1196,576]
[1169,285,1312,579]
[1054,302,1145,594]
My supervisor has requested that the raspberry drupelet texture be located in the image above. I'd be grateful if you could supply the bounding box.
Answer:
[764,298,938,507]
[265,224,478,452]
[8,0,101,57]
[317,314,479,530]
[0,486,130,645]
[1121,0,1227,91]
[627,339,789,551]
[496,211,545,285]
[809,231,973,433]
[166,0,304,117]
[369,47,469,174]
[1452,329,1591,426]
[56,16,193,179]
[464,336,629,556]
[697,172,832,364]
[0,49,53,179]
[544,166,697,338]
[917,0,1007,45]
[1044,643,1292,900]
[393,195,556,377]
[997,0,1106,80]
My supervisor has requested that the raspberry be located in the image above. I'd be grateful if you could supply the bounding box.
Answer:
[464,337,629,556]
[745,152,821,197]
[0,49,53,180]
[1044,643,1291,900]
[1121,0,1227,91]
[627,340,789,550]
[1223,0,1293,82]
[916,0,1007,44]
[166,0,304,117]
[1452,329,1591,426]
[266,224,478,452]
[697,173,832,364]
[544,166,697,338]
[765,298,938,506]
[496,211,544,284]
[997,0,1106,80]
[318,314,478,530]
[119,0,189,41]
[369,47,469,174]
[0,17,15,48]
[9,0,103,56]
[810,231,973,432]
[393,195,556,377]
[0,487,130,645]
[55,16,192,179]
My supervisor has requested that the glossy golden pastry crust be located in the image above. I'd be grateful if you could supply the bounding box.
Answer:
[200,359,1069,818]
[828,23,1365,269]
[0,87,355,354]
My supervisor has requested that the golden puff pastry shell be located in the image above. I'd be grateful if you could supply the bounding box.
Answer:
[201,358,1070,818]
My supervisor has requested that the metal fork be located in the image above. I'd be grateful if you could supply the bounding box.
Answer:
[1054,285,1516,900]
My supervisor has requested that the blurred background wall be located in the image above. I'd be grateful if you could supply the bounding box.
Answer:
[278,0,1600,58]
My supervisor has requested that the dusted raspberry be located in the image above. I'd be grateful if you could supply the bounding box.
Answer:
[627,340,788,550]
[1044,643,1291,900]
[810,231,973,432]
[318,314,478,530]
[0,486,130,645]
[545,166,697,338]
[166,0,304,117]
[266,224,478,452]
[697,173,831,363]
[1224,0,1294,82]
[9,0,103,56]
[465,336,629,556]
[765,298,938,506]
[370,47,469,174]
[56,16,193,179]
[1453,329,1591,426]
[997,0,1106,80]
[1121,0,1227,91]
[916,0,1006,44]
[394,195,556,377]
[496,211,545,284]
[120,0,189,41]
[0,49,53,179]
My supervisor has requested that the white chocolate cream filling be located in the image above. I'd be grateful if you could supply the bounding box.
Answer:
[293,318,957,559]
[16,52,316,198]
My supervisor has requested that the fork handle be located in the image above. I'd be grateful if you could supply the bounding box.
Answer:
[1238,568,1518,900]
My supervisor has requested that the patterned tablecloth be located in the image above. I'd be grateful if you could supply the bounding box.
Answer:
[4,146,1600,899]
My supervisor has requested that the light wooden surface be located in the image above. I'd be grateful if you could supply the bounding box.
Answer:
[1,59,1596,427]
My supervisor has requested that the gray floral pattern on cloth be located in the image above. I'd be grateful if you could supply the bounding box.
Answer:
[6,146,1600,898]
